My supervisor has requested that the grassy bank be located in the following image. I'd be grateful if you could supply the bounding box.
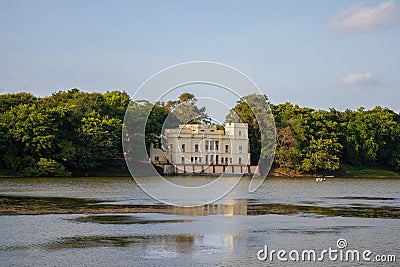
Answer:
[337,164,400,178]
[269,165,400,178]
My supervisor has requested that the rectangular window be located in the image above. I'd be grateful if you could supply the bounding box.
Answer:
[181,157,184,163]
[239,145,242,152]
[225,145,229,153]
[230,158,232,164]
[239,130,242,136]
[225,157,228,165]
[205,144,209,151]
[170,144,173,150]
[191,157,194,162]
[206,155,208,163]
[239,158,242,165]
[221,157,224,163]
[155,156,159,161]
[210,155,214,164]
[181,144,185,152]
[199,157,201,163]
[195,144,199,152]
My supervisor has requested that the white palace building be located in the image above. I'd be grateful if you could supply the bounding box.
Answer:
[150,122,260,175]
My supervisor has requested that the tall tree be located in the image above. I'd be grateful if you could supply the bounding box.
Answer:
[226,94,275,168]
[166,93,210,124]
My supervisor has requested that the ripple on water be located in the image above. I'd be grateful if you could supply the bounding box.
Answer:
[1,194,400,218]
[44,234,200,251]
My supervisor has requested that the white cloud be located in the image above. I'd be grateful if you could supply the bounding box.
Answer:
[330,1,400,33]
[340,72,381,87]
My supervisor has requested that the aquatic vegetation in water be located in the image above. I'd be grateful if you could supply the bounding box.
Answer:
[71,215,195,225]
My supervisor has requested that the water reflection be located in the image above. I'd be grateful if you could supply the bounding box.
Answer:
[1,177,399,266]
[1,194,399,219]
[42,233,237,258]
[72,215,195,224]
[45,235,197,252]
[167,203,248,216]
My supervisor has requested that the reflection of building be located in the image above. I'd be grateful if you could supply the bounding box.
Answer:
[150,123,259,175]
[166,203,248,216]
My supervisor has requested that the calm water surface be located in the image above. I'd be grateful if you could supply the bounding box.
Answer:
[0,176,399,266]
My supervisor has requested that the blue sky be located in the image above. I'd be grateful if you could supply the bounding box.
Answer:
[1,0,399,113]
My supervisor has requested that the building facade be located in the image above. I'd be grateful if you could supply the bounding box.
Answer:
[150,122,259,175]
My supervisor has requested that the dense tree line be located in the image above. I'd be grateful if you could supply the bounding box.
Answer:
[229,94,400,174]
[0,89,130,176]
[0,90,399,176]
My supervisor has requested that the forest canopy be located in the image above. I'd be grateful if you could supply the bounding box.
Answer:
[0,90,399,176]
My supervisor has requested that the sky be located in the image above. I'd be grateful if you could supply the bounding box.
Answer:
[1,0,399,115]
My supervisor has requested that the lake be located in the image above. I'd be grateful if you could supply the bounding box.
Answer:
[0,176,399,266]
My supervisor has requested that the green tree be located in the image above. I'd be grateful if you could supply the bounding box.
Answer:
[270,103,342,172]
[146,101,169,149]
[76,115,122,169]
[0,92,37,113]
[226,94,275,168]
[339,107,400,170]
[24,158,71,177]
[0,103,74,175]
[103,90,131,119]
[166,93,210,124]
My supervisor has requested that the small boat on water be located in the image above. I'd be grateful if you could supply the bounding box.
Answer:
[315,175,334,182]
